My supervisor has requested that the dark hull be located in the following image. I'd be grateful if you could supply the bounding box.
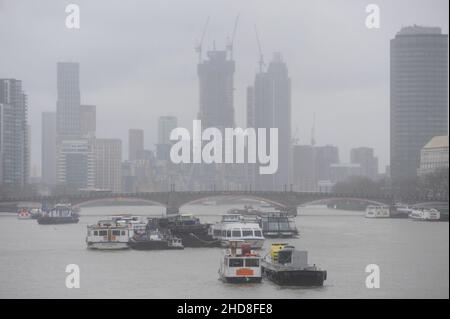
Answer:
[37,217,79,224]
[263,267,327,286]
[173,231,221,247]
[223,277,262,284]
[170,224,221,247]
[263,232,299,238]
[390,211,410,219]
[128,239,183,250]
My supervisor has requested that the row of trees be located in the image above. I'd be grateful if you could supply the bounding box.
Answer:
[332,167,449,199]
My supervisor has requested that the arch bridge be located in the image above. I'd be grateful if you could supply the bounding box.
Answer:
[2,190,445,215]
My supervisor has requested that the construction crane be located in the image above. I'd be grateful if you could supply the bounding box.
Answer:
[254,25,265,73]
[226,14,240,60]
[195,16,210,63]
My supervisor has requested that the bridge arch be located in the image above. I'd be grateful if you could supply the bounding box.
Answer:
[72,197,167,209]
[300,197,388,207]
[177,194,288,210]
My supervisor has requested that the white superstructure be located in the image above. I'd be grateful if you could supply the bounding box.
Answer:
[409,208,440,221]
[365,205,390,218]
[86,219,130,250]
[209,214,264,249]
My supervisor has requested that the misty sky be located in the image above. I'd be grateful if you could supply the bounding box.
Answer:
[0,0,448,176]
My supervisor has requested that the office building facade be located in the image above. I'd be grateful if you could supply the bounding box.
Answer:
[0,79,29,187]
[390,26,448,184]
[248,53,291,190]
[350,147,378,180]
[41,111,57,185]
[95,138,122,192]
[128,129,144,161]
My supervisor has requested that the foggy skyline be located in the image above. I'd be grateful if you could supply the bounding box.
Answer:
[0,0,448,175]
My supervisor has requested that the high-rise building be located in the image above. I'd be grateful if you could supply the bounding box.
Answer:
[197,49,235,129]
[390,26,448,185]
[329,163,362,183]
[157,116,177,161]
[248,52,291,190]
[315,145,339,182]
[128,129,144,161]
[292,145,316,191]
[56,62,81,136]
[0,79,29,187]
[350,147,378,180]
[158,116,177,145]
[80,104,96,137]
[94,138,122,192]
[41,112,57,185]
[56,137,95,190]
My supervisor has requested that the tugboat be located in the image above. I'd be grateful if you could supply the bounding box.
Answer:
[159,214,220,248]
[262,243,327,286]
[409,208,440,221]
[259,212,299,238]
[365,205,390,218]
[209,214,265,249]
[219,241,262,283]
[37,203,79,224]
[86,219,130,250]
[128,218,184,250]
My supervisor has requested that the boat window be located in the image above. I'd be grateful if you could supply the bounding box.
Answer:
[254,230,262,237]
[121,231,126,236]
[242,230,253,237]
[232,230,241,237]
[245,259,259,267]
[112,230,121,236]
[99,230,108,236]
[213,229,221,236]
[229,258,244,267]
[226,230,231,237]
[94,231,98,236]
[222,230,226,237]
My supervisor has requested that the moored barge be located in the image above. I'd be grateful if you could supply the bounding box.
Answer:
[37,204,79,224]
[262,243,327,286]
[128,218,184,250]
[159,214,221,247]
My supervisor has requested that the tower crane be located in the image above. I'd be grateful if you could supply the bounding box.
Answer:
[195,16,210,63]
[254,25,265,73]
[226,14,240,60]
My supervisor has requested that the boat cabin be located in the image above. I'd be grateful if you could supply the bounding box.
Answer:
[221,214,242,223]
[87,220,130,243]
[219,242,262,283]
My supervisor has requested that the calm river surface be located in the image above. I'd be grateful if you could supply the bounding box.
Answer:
[0,205,448,299]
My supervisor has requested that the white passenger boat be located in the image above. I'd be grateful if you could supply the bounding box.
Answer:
[86,220,130,250]
[209,214,265,249]
[409,208,440,221]
[219,241,262,283]
[365,205,390,218]
[111,215,147,237]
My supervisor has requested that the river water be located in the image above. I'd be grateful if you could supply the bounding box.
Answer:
[0,205,448,299]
